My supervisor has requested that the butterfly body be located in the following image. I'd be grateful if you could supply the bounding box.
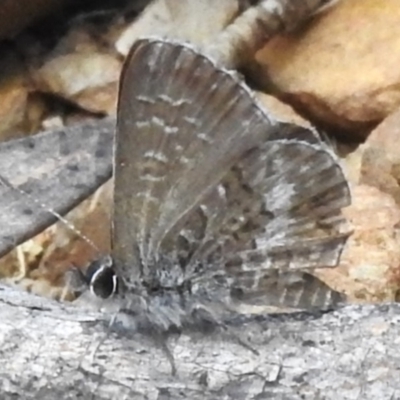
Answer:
[96,251,231,334]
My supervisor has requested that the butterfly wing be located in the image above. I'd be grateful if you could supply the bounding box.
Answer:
[114,38,288,282]
[114,38,351,310]
[207,139,350,309]
[160,139,350,310]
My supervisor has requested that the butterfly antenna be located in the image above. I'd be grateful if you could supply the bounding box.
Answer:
[0,173,102,255]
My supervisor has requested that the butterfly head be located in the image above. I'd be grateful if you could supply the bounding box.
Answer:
[64,256,117,300]
[86,256,118,299]
[83,254,187,301]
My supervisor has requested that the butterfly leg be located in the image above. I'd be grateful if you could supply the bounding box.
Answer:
[158,335,177,376]
[190,305,259,356]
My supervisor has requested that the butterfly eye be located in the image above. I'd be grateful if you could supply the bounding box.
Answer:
[86,259,118,299]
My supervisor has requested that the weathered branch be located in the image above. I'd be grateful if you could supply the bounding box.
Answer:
[0,118,114,258]
[0,285,397,399]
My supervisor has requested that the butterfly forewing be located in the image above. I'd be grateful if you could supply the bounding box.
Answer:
[113,38,351,311]
[115,39,279,282]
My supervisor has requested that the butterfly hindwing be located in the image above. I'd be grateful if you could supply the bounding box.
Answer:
[159,138,350,309]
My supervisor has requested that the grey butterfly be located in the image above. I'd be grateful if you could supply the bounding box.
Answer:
[77,37,351,334]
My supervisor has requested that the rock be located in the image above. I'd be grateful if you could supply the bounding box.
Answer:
[255,0,400,139]
[318,184,400,303]
[0,49,34,140]
[116,0,240,56]
[34,52,121,115]
[325,108,400,302]
[359,106,400,206]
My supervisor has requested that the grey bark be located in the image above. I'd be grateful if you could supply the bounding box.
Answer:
[0,283,398,400]
[0,118,115,258]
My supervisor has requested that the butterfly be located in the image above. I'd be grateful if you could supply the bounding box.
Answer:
[69,37,351,338]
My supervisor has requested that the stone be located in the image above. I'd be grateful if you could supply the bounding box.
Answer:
[256,0,400,139]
